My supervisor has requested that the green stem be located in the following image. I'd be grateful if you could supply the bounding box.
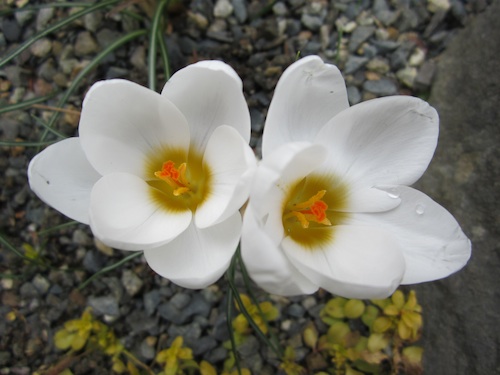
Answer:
[237,248,283,357]
[226,276,242,375]
[0,0,121,69]
[157,29,171,82]
[78,251,143,290]
[148,0,170,91]
[226,256,282,358]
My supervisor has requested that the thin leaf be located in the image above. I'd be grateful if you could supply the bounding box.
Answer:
[225,255,242,375]
[0,0,121,69]
[148,0,170,91]
[40,28,147,146]
[226,255,281,358]
[0,92,58,115]
[0,140,55,147]
[0,233,45,266]
[237,247,283,357]
[78,251,143,290]
[37,221,79,236]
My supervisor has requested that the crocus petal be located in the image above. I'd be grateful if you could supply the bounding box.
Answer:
[79,79,190,178]
[89,172,192,251]
[195,126,257,228]
[349,186,471,284]
[314,96,439,187]
[282,225,406,299]
[241,206,319,296]
[161,61,250,151]
[143,212,241,289]
[262,56,349,156]
[27,138,100,224]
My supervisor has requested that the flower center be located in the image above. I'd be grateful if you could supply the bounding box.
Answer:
[146,148,211,212]
[154,161,191,196]
[281,174,349,249]
[283,190,332,228]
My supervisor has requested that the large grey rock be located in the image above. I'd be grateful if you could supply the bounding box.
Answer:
[413,2,500,374]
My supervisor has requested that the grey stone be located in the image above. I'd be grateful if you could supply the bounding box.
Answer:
[237,334,259,356]
[250,108,265,133]
[83,250,106,273]
[362,77,398,96]
[390,40,415,70]
[214,0,234,18]
[121,270,143,297]
[414,60,437,91]
[158,301,188,325]
[285,303,305,318]
[126,311,159,335]
[167,322,202,347]
[72,229,92,246]
[30,38,52,57]
[343,55,369,75]
[183,293,212,319]
[143,289,161,316]
[192,335,218,356]
[32,274,50,295]
[2,18,21,42]
[74,31,99,56]
[301,14,323,31]
[346,85,361,105]
[232,0,248,23]
[348,25,375,53]
[170,292,192,310]
[414,2,500,374]
[88,295,120,317]
[139,339,156,360]
[36,7,54,31]
[205,346,228,363]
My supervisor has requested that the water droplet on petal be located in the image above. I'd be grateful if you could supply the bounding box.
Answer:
[415,203,425,215]
[386,187,400,199]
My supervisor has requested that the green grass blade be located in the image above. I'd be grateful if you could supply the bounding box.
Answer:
[40,29,147,145]
[0,233,45,266]
[78,251,142,290]
[0,0,121,69]
[0,140,56,147]
[31,114,68,139]
[148,0,170,91]
[37,221,78,236]
[0,92,58,115]
[158,29,171,82]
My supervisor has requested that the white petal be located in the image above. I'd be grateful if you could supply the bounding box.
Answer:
[282,225,406,299]
[144,212,241,289]
[314,96,439,187]
[27,138,100,224]
[195,126,257,228]
[161,61,250,152]
[89,172,192,251]
[79,79,190,178]
[241,206,318,296]
[349,186,471,284]
[262,56,349,156]
[342,185,401,213]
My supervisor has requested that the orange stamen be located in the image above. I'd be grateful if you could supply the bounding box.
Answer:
[154,160,191,196]
[283,190,332,228]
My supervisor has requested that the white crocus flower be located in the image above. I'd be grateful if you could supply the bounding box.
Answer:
[28,61,256,289]
[241,56,471,299]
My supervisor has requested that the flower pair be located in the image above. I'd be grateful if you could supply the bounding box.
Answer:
[28,57,470,298]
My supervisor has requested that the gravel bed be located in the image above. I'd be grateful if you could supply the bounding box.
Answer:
[0,0,492,373]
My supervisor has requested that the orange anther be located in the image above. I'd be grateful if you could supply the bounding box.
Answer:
[155,160,190,196]
[283,190,331,228]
